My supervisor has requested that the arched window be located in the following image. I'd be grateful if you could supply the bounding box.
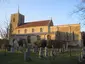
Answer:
[40,28,43,32]
[66,32,69,41]
[37,35,41,40]
[24,29,27,33]
[32,28,34,32]
[47,35,51,40]
[18,30,20,34]
[27,35,31,43]
[73,32,75,41]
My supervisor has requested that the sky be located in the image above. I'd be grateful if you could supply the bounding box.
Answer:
[0,0,84,31]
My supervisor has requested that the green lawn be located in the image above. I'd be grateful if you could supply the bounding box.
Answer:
[0,51,80,64]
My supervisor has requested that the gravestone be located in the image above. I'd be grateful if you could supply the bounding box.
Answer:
[24,46,32,61]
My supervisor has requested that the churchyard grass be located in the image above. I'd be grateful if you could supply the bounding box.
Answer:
[0,50,80,64]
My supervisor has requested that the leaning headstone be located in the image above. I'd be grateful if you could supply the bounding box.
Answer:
[45,47,47,57]
[39,47,42,58]
[24,51,27,61]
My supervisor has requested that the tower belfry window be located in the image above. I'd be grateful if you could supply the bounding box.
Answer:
[13,18,15,22]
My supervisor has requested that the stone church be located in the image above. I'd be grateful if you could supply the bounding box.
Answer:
[10,11,82,47]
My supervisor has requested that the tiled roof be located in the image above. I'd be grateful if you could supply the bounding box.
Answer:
[16,20,51,29]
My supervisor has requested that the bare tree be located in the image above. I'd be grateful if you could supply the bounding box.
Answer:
[72,0,85,21]
[0,27,7,39]
[0,18,11,40]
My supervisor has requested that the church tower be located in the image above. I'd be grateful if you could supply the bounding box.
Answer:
[10,9,24,33]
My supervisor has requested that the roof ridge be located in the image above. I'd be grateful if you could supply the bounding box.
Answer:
[25,19,50,23]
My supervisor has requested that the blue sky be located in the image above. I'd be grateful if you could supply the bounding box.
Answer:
[0,0,84,31]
